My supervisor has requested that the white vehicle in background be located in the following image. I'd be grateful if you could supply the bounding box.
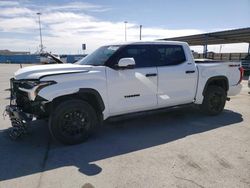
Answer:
[60,55,67,64]
[5,41,243,145]
[40,53,62,64]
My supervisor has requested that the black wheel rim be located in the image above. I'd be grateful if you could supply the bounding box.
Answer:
[59,108,90,139]
[209,91,224,112]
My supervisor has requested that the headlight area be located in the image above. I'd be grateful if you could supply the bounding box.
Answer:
[18,80,56,101]
[15,80,56,117]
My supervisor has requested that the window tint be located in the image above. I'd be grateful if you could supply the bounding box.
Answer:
[116,45,155,68]
[108,44,186,68]
[155,45,186,66]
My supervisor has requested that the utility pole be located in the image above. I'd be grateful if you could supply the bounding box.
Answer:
[203,34,208,58]
[248,43,250,54]
[139,25,142,40]
[124,21,128,41]
[37,12,43,53]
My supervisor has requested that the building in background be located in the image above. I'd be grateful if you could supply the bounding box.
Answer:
[0,50,30,55]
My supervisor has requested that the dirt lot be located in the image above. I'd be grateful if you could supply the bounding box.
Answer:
[0,64,249,188]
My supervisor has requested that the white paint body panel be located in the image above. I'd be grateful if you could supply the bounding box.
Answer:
[14,64,92,80]
[195,62,242,104]
[13,41,242,120]
[157,43,198,107]
[39,66,110,119]
[106,67,158,116]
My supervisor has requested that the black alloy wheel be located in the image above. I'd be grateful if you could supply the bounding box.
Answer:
[49,99,98,145]
[201,85,226,115]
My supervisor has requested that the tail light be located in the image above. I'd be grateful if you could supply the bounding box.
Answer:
[238,67,244,84]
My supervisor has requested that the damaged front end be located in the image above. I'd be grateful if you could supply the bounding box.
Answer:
[5,78,54,139]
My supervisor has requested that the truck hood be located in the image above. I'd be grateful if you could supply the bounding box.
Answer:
[14,64,93,80]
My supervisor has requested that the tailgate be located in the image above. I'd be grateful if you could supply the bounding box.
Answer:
[227,62,242,86]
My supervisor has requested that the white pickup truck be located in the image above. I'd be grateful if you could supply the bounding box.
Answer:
[5,41,243,144]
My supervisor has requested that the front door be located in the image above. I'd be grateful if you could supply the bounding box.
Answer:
[106,45,158,116]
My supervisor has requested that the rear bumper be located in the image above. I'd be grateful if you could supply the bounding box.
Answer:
[228,84,242,96]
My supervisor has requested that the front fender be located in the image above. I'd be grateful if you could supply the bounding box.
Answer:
[37,68,110,119]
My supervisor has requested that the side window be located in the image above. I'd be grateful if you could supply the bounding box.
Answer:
[116,45,155,68]
[156,45,186,66]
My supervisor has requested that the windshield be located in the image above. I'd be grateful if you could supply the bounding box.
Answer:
[76,45,121,65]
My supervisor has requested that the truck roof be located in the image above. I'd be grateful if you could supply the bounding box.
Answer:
[107,40,188,46]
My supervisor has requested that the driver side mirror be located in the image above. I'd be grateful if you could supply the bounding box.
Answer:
[117,58,135,69]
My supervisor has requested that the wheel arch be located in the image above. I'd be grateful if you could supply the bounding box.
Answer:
[202,76,229,96]
[50,88,105,119]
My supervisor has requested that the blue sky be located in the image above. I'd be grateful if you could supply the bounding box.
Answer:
[0,0,249,54]
[83,0,250,29]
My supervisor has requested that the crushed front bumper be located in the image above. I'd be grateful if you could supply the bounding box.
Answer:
[5,78,34,139]
[5,105,33,140]
[5,78,52,139]
[6,78,33,123]
[5,105,33,123]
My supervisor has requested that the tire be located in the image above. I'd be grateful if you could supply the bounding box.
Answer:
[49,99,98,145]
[200,85,227,116]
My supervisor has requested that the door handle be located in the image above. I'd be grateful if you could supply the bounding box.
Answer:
[145,73,157,77]
[185,70,196,74]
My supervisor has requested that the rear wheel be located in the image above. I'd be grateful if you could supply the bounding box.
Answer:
[49,99,97,145]
[200,85,226,115]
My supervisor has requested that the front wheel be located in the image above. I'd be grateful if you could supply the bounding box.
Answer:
[200,85,227,115]
[49,99,98,145]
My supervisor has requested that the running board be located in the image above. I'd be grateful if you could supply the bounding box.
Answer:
[106,103,194,122]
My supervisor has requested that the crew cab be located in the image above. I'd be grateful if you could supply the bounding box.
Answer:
[5,41,243,144]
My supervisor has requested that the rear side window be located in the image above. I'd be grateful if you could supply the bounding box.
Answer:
[156,45,186,66]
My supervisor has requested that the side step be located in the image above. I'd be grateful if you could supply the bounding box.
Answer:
[106,103,194,122]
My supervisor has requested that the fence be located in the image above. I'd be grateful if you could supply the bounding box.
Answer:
[193,52,248,61]
[0,54,87,64]
[0,54,40,64]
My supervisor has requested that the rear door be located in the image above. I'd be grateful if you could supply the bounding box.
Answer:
[106,45,158,116]
[155,44,198,107]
